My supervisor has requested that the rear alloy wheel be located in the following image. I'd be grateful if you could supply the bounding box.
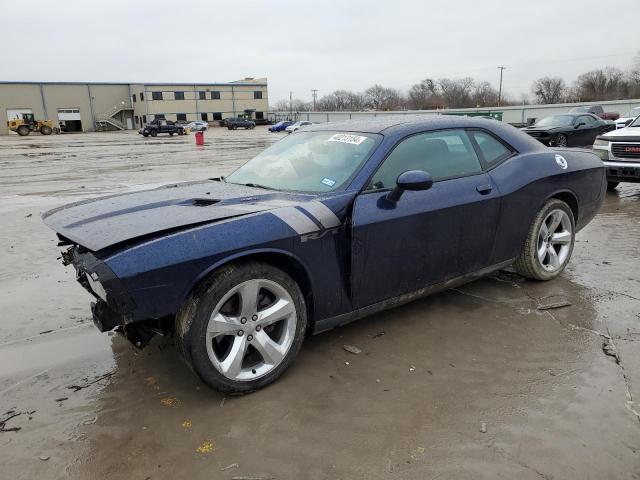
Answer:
[176,262,307,394]
[515,199,575,280]
[554,134,568,147]
[607,181,619,191]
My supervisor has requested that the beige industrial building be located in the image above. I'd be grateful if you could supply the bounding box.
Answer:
[0,78,268,135]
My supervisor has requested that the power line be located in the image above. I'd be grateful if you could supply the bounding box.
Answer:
[311,89,318,110]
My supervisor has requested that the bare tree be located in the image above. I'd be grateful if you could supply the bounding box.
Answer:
[407,78,442,109]
[437,77,474,108]
[472,81,499,107]
[271,99,290,112]
[574,67,627,101]
[531,77,567,104]
[317,90,365,111]
[364,84,403,110]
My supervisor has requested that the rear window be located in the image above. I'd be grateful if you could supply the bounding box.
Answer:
[470,131,512,168]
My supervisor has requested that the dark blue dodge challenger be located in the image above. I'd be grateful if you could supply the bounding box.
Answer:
[44,116,606,393]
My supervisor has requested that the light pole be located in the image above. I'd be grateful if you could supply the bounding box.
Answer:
[497,66,506,106]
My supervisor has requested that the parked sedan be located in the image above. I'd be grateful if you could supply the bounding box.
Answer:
[268,121,294,132]
[285,121,313,133]
[185,121,208,132]
[44,116,605,393]
[521,113,613,147]
[592,115,640,190]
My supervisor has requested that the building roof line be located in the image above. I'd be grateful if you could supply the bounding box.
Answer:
[0,81,267,87]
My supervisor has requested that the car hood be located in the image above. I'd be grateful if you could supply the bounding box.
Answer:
[521,125,563,133]
[601,126,640,139]
[43,180,316,252]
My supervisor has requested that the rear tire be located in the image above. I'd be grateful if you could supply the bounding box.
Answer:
[607,181,619,191]
[17,125,30,136]
[175,262,307,394]
[40,125,52,135]
[515,199,575,281]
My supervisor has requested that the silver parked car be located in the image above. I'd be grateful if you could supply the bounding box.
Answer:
[185,121,208,131]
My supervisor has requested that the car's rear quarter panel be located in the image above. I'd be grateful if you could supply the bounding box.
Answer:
[488,149,605,264]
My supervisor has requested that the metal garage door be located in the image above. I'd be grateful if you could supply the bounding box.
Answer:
[57,108,81,121]
[6,108,33,121]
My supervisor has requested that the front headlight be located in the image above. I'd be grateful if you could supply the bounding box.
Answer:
[86,272,108,302]
[593,148,609,161]
[594,139,610,147]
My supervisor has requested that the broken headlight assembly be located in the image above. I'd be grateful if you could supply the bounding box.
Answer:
[86,272,108,302]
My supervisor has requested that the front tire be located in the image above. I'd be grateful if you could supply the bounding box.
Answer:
[176,262,307,394]
[40,125,53,135]
[554,134,568,148]
[150,129,157,137]
[515,199,575,281]
[17,125,30,136]
[607,181,619,191]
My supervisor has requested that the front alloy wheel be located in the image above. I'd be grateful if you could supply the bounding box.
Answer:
[555,134,568,147]
[206,279,297,381]
[176,262,307,393]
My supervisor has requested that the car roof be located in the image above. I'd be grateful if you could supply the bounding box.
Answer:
[304,115,547,152]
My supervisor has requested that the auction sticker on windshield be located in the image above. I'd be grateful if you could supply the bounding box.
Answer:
[328,133,368,145]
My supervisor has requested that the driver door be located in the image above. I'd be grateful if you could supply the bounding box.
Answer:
[350,129,501,309]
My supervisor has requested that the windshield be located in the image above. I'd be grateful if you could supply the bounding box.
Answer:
[569,106,590,113]
[630,116,640,127]
[535,115,575,127]
[226,131,380,193]
[624,108,640,118]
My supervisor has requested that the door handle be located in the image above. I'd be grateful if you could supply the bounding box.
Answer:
[476,184,492,195]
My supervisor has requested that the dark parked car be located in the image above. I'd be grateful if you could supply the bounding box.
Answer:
[139,119,184,137]
[44,116,605,393]
[569,105,619,121]
[226,118,256,130]
[521,113,613,147]
[269,121,294,132]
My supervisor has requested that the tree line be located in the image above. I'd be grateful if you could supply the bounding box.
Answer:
[272,53,640,112]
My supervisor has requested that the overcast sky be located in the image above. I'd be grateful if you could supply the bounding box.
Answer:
[3,0,639,104]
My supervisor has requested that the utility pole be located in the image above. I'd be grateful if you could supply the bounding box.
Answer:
[289,91,293,119]
[497,66,506,107]
[311,89,318,111]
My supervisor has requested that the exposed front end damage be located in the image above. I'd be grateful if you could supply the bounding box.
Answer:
[60,243,160,348]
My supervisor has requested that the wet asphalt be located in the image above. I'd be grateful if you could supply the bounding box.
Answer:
[0,128,639,479]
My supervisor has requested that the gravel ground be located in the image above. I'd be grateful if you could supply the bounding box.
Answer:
[0,128,639,479]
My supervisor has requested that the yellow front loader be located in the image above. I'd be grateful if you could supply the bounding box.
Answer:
[8,113,55,136]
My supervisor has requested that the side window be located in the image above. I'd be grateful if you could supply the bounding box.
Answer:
[470,131,512,168]
[370,129,482,189]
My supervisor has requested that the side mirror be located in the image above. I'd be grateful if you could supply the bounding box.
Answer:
[387,170,433,203]
[574,122,585,128]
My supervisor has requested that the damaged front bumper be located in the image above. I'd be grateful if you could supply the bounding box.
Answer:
[62,246,156,347]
